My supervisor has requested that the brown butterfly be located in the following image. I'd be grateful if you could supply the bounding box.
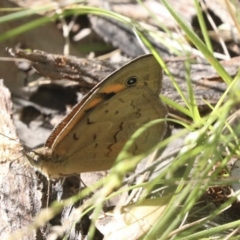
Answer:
[26,54,168,179]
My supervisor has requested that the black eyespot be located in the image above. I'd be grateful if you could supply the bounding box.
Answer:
[126,77,138,87]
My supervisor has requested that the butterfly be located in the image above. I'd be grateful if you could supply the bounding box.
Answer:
[25,54,168,179]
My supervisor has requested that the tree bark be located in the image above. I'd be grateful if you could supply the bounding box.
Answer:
[0,79,44,239]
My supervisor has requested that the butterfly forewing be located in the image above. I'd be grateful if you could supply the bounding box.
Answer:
[48,54,161,149]
[32,54,167,178]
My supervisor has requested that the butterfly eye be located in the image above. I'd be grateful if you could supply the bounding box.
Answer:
[126,77,138,87]
[26,151,42,166]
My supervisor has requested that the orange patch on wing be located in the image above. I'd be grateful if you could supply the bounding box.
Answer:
[86,97,103,110]
[102,84,126,93]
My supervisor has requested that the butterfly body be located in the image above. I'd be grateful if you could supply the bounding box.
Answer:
[26,54,167,179]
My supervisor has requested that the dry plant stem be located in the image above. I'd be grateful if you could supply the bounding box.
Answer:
[224,0,240,38]
[202,1,230,58]
[224,225,240,239]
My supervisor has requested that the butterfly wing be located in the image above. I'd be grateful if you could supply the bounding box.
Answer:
[76,88,166,172]
[34,54,167,177]
[46,54,161,149]
[49,86,167,174]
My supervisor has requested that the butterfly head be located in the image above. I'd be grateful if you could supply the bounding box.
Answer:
[25,149,43,167]
[23,147,66,179]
